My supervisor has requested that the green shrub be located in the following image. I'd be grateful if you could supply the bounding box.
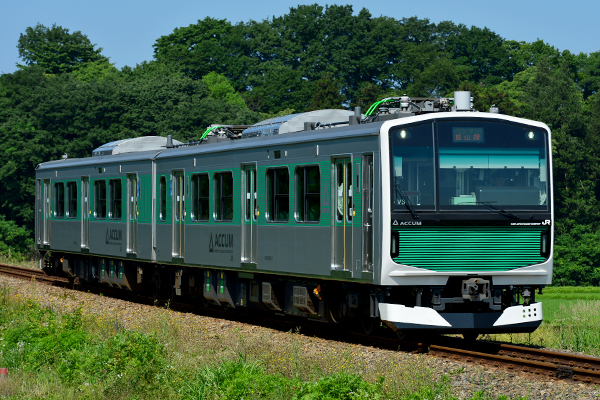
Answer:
[293,372,384,400]
[178,356,296,399]
[0,215,34,260]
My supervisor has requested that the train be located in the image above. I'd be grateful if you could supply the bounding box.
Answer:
[35,91,553,338]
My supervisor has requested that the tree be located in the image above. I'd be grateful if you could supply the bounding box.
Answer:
[308,72,346,111]
[17,23,106,74]
[578,51,600,99]
[440,25,513,84]
[457,81,518,116]
[350,82,384,110]
[71,59,121,82]
[153,18,245,82]
[202,72,246,106]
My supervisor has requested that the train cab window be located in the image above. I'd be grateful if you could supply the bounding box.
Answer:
[159,176,167,222]
[390,124,435,211]
[266,168,289,222]
[109,179,122,220]
[214,172,233,221]
[54,182,65,218]
[94,180,106,219]
[66,181,77,219]
[191,174,209,221]
[296,166,320,222]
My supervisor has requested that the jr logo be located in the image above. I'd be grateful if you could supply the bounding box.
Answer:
[542,220,552,226]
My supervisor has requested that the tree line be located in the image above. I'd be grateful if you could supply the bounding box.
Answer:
[1,4,599,284]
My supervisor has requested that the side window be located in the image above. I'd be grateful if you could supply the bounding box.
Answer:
[94,180,106,219]
[109,179,122,220]
[66,181,77,219]
[214,172,233,221]
[266,168,289,222]
[191,174,209,221]
[296,166,320,222]
[54,182,65,218]
[159,176,167,222]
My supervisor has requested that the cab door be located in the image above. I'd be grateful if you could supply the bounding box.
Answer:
[172,171,185,258]
[362,155,374,272]
[242,165,258,265]
[332,157,353,270]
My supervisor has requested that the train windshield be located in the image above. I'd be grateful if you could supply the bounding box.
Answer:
[391,120,549,212]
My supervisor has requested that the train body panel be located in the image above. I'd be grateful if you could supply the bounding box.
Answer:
[35,94,554,335]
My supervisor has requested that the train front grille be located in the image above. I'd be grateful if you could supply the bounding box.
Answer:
[392,226,547,272]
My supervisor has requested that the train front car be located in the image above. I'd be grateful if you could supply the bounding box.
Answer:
[378,103,552,337]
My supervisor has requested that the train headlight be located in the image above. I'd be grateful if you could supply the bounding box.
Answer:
[397,130,411,139]
[527,131,537,140]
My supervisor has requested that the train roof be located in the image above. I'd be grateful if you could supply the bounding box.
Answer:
[36,91,551,171]
[36,120,384,170]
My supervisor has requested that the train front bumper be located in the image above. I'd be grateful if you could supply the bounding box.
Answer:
[378,302,543,334]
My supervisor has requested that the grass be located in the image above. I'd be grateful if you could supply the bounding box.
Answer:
[0,282,521,400]
[0,252,37,269]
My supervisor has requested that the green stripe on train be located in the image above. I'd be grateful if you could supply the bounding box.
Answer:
[392,226,547,271]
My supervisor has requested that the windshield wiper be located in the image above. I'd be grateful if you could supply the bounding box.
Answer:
[395,182,419,219]
[475,201,520,220]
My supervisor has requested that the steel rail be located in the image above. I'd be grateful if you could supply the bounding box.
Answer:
[0,263,68,284]
[429,343,600,384]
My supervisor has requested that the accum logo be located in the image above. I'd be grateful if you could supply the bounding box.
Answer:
[105,228,123,245]
[393,220,422,226]
[209,233,234,253]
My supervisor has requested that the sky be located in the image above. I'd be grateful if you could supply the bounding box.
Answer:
[1,0,599,75]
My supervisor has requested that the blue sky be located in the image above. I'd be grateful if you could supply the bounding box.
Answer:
[1,0,598,75]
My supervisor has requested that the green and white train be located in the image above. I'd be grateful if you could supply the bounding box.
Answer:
[35,92,553,337]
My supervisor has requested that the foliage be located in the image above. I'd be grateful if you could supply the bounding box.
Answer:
[202,71,246,106]
[308,72,347,110]
[0,215,33,258]
[71,59,121,82]
[17,23,106,74]
[0,302,167,394]
[293,372,384,399]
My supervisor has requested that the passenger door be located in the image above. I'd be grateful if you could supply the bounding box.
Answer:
[42,179,51,245]
[242,164,258,265]
[127,174,138,254]
[332,157,353,270]
[81,177,90,249]
[172,171,185,258]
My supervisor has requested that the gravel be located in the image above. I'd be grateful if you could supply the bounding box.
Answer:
[1,274,600,399]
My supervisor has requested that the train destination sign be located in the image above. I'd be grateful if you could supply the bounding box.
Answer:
[452,127,485,143]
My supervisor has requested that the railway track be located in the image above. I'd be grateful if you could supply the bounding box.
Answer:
[425,337,600,384]
[0,263,68,284]
[2,263,600,385]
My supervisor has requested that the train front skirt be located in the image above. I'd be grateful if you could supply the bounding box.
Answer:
[379,302,543,334]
